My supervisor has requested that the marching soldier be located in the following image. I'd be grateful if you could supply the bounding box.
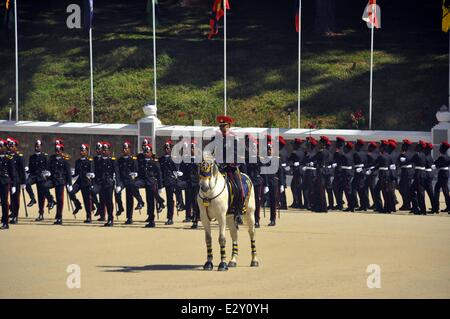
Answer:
[410,141,427,215]
[341,142,355,212]
[26,140,55,221]
[136,143,163,228]
[44,143,72,225]
[434,141,450,213]
[180,139,201,228]
[289,138,305,209]
[278,136,289,210]
[372,140,396,213]
[96,142,120,226]
[117,141,144,225]
[68,144,95,223]
[321,137,335,210]
[302,137,318,210]
[262,140,285,226]
[245,135,263,227]
[387,140,399,212]
[0,139,16,230]
[424,143,438,214]
[310,137,329,212]
[353,139,368,211]
[6,137,26,224]
[365,142,379,210]
[332,137,346,210]
[159,140,181,225]
[397,139,414,211]
[92,141,104,220]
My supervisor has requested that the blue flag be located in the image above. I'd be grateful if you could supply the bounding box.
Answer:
[84,0,93,30]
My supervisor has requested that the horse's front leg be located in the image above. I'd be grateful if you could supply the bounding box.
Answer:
[203,218,214,271]
[227,214,238,267]
[218,217,228,271]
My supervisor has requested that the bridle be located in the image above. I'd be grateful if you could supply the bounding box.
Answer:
[198,160,226,221]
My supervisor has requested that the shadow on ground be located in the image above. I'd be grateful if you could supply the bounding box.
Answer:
[98,264,201,272]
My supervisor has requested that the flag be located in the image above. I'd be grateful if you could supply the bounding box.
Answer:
[83,0,93,30]
[147,0,160,28]
[362,0,381,29]
[295,0,300,33]
[3,0,14,31]
[208,0,230,40]
[443,0,450,32]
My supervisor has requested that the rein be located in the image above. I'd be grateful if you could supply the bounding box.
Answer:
[198,164,227,221]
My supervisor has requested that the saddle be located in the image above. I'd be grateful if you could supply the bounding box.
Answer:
[224,172,252,215]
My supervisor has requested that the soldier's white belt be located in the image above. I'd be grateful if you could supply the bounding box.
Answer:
[304,167,317,170]
[340,166,353,170]
[354,164,364,168]
[401,165,413,169]
[439,167,449,171]
[415,166,425,170]
[425,169,433,172]
[378,167,389,171]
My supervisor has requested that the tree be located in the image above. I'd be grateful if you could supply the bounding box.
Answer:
[314,0,337,35]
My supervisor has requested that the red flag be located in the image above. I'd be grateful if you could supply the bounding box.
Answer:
[208,0,230,39]
[295,0,300,32]
[362,0,381,29]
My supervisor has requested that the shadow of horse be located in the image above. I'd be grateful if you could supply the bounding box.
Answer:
[98,264,201,272]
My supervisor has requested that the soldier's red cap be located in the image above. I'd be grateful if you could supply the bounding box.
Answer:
[356,139,365,145]
[418,140,427,148]
[123,141,132,149]
[217,115,234,126]
[191,139,197,145]
[265,134,272,142]
[278,136,286,145]
[102,141,111,149]
[368,141,377,148]
[6,137,19,146]
[345,141,354,149]
[388,141,397,148]
[142,138,152,146]
[388,139,397,144]
[336,136,346,142]
[55,144,64,151]
[294,138,304,144]
[426,143,434,150]
[55,138,64,144]
[380,140,389,145]
[310,138,318,146]
[164,139,173,147]
[402,139,412,145]
[327,140,332,146]
[320,136,329,142]
[441,141,450,149]
[0,139,6,146]
[143,144,152,151]
[80,144,89,151]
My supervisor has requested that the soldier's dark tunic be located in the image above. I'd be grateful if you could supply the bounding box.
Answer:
[397,150,415,210]
[246,155,263,223]
[366,150,380,210]
[0,154,16,227]
[45,154,72,221]
[91,155,103,217]
[424,151,438,213]
[279,145,289,210]
[410,151,427,214]
[302,149,316,210]
[95,156,120,224]
[373,152,396,213]
[332,147,345,210]
[9,152,26,221]
[136,155,163,223]
[159,154,179,221]
[262,156,285,223]
[340,150,355,211]
[117,155,143,220]
[310,149,328,212]
[434,152,450,212]
[26,152,54,213]
[180,156,200,222]
[353,148,368,210]
[289,146,305,208]
[69,157,94,220]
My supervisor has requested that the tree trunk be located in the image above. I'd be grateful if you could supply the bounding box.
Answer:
[314,0,337,35]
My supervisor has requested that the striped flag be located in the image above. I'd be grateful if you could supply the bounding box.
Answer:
[362,0,381,29]
[443,0,450,32]
[208,0,230,40]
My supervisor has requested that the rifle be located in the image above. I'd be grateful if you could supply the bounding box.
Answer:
[22,187,28,218]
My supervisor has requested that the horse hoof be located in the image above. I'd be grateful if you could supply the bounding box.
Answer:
[203,261,213,271]
[218,262,228,271]
[250,260,259,267]
[228,261,237,268]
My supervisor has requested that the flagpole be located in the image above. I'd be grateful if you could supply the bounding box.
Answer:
[297,0,302,128]
[368,13,374,130]
[14,0,19,121]
[89,25,94,123]
[152,0,157,109]
[224,1,227,116]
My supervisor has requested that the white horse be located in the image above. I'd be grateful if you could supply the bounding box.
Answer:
[197,156,259,271]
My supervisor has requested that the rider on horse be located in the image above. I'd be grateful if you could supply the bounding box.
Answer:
[213,115,245,226]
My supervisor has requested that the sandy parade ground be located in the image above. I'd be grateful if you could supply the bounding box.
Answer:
[0,186,449,299]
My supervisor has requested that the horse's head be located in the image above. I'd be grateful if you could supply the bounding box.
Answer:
[199,155,219,193]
